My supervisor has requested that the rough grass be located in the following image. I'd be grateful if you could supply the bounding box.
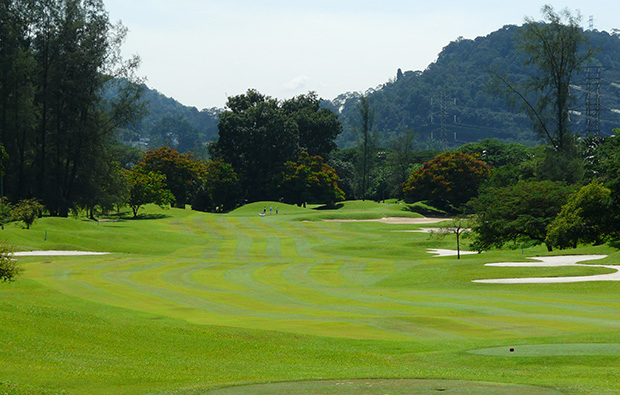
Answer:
[1,203,620,394]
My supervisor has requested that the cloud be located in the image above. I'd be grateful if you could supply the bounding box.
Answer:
[283,75,310,91]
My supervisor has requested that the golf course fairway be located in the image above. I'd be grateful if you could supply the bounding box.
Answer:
[1,201,620,394]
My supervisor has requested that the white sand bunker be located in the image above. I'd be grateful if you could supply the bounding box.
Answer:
[473,255,620,284]
[428,248,478,257]
[14,250,110,256]
[326,217,449,224]
[396,227,471,233]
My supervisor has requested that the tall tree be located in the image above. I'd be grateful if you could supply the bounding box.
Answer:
[0,0,36,201]
[503,5,595,151]
[388,128,418,198]
[281,92,341,159]
[0,0,143,216]
[210,90,299,202]
[357,95,376,200]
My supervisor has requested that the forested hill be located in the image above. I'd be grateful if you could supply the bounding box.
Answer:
[116,84,221,154]
[123,25,620,152]
[328,25,620,149]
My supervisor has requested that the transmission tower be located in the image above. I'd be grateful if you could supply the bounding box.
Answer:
[585,66,602,137]
[430,93,456,141]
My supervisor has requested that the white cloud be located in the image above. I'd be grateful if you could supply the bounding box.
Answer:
[283,75,310,91]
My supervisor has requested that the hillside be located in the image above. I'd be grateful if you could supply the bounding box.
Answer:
[116,84,221,154]
[331,25,620,148]
[119,25,620,152]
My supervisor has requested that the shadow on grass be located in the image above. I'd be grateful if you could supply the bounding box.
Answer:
[608,240,620,252]
[128,213,170,220]
[402,201,449,217]
[314,203,344,210]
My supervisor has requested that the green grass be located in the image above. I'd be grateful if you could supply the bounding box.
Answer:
[2,203,620,394]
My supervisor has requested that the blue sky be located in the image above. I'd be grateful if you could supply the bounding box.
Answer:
[104,1,620,109]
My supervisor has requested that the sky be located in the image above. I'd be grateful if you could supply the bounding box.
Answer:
[103,1,620,110]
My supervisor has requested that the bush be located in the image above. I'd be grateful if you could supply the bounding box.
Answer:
[546,181,614,249]
[0,241,18,282]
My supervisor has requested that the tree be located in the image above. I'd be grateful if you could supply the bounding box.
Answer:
[192,160,239,213]
[471,180,573,252]
[356,95,376,200]
[501,5,595,151]
[126,169,173,218]
[209,90,299,202]
[0,0,143,216]
[99,162,130,215]
[546,181,614,249]
[137,147,205,208]
[594,131,620,217]
[457,139,530,169]
[403,151,491,211]
[0,241,18,282]
[280,152,345,207]
[431,217,471,259]
[281,92,342,159]
[12,199,44,229]
[388,128,418,198]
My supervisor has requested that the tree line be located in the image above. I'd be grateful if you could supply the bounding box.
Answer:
[0,0,142,216]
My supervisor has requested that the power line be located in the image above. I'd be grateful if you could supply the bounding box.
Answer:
[585,66,602,137]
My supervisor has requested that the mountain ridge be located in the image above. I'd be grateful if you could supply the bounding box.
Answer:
[125,24,620,151]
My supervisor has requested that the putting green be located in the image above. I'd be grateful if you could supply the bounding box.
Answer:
[469,343,620,357]
[204,379,564,394]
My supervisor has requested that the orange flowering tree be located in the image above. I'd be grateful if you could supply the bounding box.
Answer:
[280,152,345,207]
[137,147,206,208]
[403,151,491,210]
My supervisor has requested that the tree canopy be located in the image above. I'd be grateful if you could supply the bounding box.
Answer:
[513,6,595,151]
[138,147,205,208]
[209,90,341,202]
[546,181,614,249]
[280,152,345,207]
[0,0,142,216]
[403,151,491,210]
[471,180,574,251]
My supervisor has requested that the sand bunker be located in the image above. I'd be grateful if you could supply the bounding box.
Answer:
[14,250,110,256]
[396,227,471,233]
[325,217,449,224]
[473,255,620,284]
[428,248,478,257]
